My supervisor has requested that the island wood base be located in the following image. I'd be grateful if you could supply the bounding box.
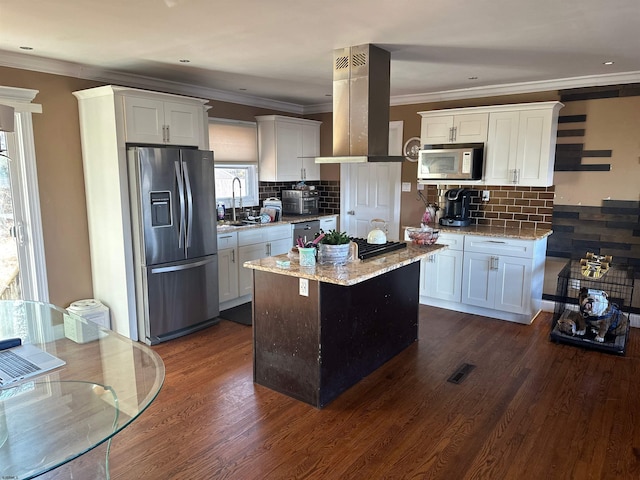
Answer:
[252,262,420,408]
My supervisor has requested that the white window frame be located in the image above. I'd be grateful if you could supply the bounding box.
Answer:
[0,86,47,302]
[214,163,259,209]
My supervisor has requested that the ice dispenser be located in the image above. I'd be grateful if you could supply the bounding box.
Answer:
[150,191,172,227]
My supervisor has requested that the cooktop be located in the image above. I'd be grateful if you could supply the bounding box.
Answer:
[350,238,407,260]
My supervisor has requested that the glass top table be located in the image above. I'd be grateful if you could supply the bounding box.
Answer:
[0,300,165,479]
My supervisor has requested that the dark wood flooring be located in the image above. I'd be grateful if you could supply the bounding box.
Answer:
[106,306,640,479]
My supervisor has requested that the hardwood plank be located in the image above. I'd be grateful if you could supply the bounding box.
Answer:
[105,307,640,479]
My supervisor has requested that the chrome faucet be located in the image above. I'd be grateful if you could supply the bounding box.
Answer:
[231,177,242,222]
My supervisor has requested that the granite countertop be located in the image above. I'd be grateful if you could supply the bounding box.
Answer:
[243,243,446,286]
[217,214,336,233]
[409,224,553,241]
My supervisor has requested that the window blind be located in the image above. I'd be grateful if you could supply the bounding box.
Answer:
[208,119,257,163]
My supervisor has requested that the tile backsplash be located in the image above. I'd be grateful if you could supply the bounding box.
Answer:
[258,180,341,215]
[422,184,555,230]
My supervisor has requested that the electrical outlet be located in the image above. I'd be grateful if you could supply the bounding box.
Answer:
[417,182,424,191]
[481,190,490,202]
[401,182,411,192]
[299,278,309,296]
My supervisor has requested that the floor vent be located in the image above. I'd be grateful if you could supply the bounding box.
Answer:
[447,363,476,384]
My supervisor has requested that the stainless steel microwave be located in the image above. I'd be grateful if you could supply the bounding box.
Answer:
[417,143,484,181]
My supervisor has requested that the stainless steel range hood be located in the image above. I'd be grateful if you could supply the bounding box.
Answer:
[315,44,404,164]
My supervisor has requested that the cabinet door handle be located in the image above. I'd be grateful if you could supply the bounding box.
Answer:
[347,210,355,215]
[491,256,499,270]
[266,242,271,256]
[511,168,519,184]
[231,250,235,263]
[449,127,454,142]
[452,126,457,142]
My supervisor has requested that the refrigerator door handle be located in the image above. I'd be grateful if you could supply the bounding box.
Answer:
[151,256,216,274]
[175,161,186,248]
[183,161,194,248]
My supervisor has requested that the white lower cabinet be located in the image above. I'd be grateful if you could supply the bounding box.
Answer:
[319,215,338,233]
[237,224,292,297]
[419,233,464,303]
[217,232,239,304]
[416,232,547,324]
[461,251,532,314]
[218,224,292,310]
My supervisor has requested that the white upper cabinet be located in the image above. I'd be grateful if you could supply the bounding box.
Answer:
[420,112,488,144]
[123,95,206,147]
[484,102,563,186]
[256,115,322,182]
[418,102,563,186]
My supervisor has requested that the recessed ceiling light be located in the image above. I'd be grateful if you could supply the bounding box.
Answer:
[179,59,190,63]
[603,61,614,65]
[19,46,33,50]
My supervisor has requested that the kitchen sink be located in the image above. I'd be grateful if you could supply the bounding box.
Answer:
[217,221,244,227]
[217,219,264,228]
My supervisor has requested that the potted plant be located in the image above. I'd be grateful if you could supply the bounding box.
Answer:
[317,229,351,265]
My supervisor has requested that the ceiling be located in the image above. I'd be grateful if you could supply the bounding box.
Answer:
[2,0,640,113]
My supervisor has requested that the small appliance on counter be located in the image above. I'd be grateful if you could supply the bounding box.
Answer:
[282,189,319,215]
[439,188,472,227]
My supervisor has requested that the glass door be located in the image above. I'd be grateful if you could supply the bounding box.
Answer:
[0,132,21,300]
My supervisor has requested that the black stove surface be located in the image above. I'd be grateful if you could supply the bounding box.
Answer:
[350,238,407,260]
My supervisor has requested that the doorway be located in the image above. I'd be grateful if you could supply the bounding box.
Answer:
[340,121,403,240]
[0,133,21,299]
[0,87,48,302]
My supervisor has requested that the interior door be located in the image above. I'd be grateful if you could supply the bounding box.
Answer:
[340,121,402,240]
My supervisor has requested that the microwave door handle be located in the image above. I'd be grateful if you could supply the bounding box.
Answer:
[175,161,185,248]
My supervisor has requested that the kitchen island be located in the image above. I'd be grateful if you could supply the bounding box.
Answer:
[244,243,445,408]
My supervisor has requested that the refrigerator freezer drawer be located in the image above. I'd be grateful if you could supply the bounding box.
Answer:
[141,255,220,345]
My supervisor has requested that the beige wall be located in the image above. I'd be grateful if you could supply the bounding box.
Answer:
[1,67,99,307]
[2,64,638,308]
[554,96,640,206]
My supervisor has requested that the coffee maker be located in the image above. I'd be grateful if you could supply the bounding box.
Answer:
[439,188,472,227]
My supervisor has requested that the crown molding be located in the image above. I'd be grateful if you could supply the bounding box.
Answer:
[388,71,640,107]
[297,71,640,114]
[0,85,42,113]
[0,50,305,115]
[2,50,639,116]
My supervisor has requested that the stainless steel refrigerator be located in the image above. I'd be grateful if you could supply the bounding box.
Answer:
[127,146,219,345]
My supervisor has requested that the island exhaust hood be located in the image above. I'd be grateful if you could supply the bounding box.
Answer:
[315,44,404,164]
